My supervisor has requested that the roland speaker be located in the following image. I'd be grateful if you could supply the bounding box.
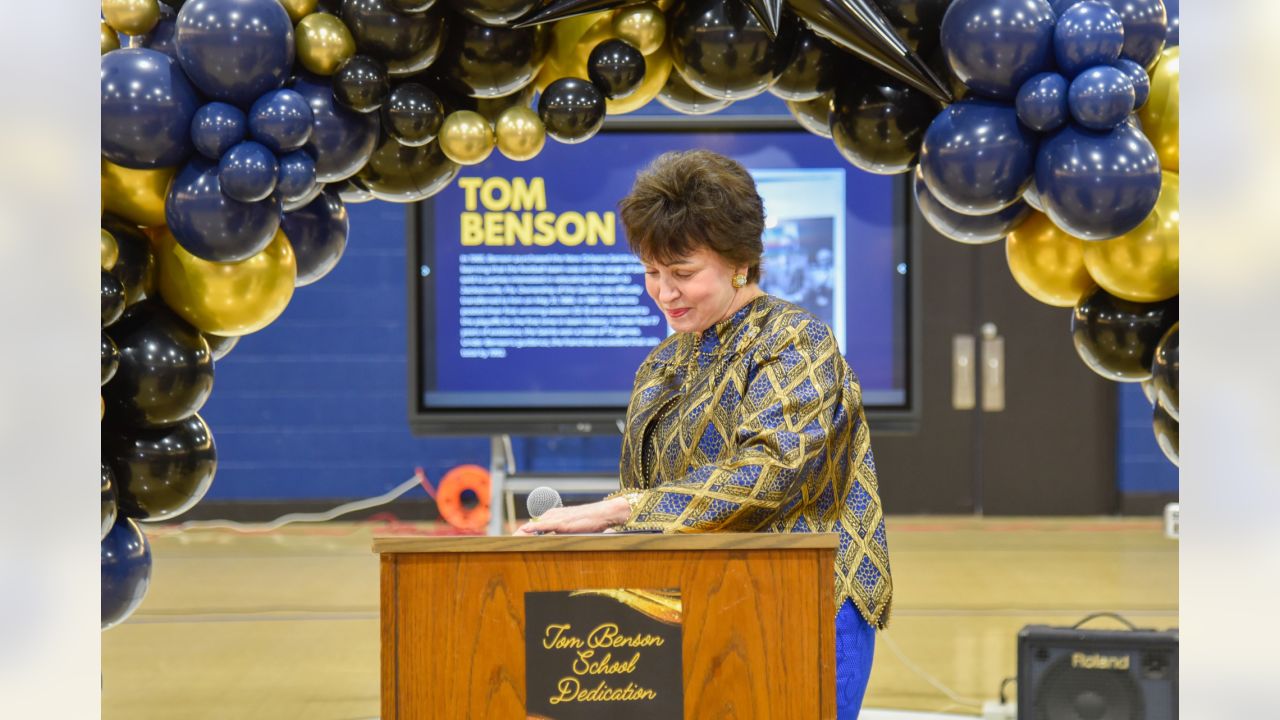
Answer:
[1017,622,1178,720]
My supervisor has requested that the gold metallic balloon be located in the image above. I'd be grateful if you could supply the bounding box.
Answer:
[102,230,120,271]
[101,20,121,54]
[1138,46,1178,172]
[495,106,546,162]
[102,0,161,36]
[612,4,665,56]
[1083,171,1179,303]
[439,111,495,166]
[1005,212,1093,307]
[606,45,672,115]
[101,157,174,228]
[295,13,356,76]
[537,13,614,93]
[157,228,297,337]
[280,0,319,23]
[101,395,105,420]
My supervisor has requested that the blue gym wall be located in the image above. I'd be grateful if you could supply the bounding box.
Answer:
[199,200,1177,507]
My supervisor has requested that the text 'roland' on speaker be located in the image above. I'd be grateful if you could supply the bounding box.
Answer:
[1017,618,1178,720]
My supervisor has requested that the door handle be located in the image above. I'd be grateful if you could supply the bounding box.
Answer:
[980,323,1005,412]
[952,334,976,410]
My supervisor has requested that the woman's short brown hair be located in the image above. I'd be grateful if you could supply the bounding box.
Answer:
[618,149,764,283]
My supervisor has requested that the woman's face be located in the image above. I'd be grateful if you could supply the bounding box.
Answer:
[643,246,746,334]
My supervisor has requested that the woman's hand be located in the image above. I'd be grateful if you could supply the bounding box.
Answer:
[513,497,632,536]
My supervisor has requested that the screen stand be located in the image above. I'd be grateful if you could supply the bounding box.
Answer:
[486,434,622,536]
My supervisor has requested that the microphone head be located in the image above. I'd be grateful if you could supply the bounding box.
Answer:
[527,486,563,519]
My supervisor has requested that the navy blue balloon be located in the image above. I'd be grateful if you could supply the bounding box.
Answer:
[1068,65,1135,130]
[1053,1,1124,77]
[1051,0,1167,68]
[281,190,350,286]
[1113,58,1150,108]
[175,0,295,107]
[102,517,152,630]
[217,140,279,202]
[1164,0,1178,46]
[166,156,283,261]
[1023,182,1045,211]
[940,0,1056,99]
[101,48,199,169]
[1036,121,1162,239]
[919,99,1039,215]
[248,89,314,153]
[141,4,179,60]
[190,102,247,160]
[1016,72,1069,132]
[292,72,380,183]
[913,168,1032,244]
[277,150,318,202]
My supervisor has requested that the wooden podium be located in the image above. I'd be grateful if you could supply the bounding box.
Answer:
[374,533,837,719]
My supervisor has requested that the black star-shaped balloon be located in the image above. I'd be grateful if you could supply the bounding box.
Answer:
[515,0,950,102]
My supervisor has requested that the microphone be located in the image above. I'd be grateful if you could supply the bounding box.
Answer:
[526,486,563,520]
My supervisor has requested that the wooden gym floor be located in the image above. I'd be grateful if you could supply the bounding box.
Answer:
[102,516,1178,719]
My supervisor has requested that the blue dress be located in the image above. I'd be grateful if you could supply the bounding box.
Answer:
[837,598,877,717]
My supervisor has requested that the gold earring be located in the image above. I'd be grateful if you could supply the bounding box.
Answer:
[732,274,747,288]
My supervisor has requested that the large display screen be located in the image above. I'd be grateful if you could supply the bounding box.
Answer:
[410,129,910,434]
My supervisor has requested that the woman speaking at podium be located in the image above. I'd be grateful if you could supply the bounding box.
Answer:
[515,150,893,718]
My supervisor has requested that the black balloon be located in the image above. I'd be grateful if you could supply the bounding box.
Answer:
[1071,287,1177,382]
[333,55,391,113]
[514,0,632,27]
[771,25,840,101]
[669,0,782,100]
[357,134,461,201]
[829,65,940,174]
[588,39,646,100]
[741,0,786,37]
[105,413,217,522]
[102,332,121,386]
[332,176,379,203]
[446,0,539,26]
[103,301,214,428]
[873,0,950,53]
[786,93,834,138]
[538,77,606,144]
[389,0,437,9]
[382,83,446,146]
[202,332,240,361]
[1153,401,1178,466]
[431,15,548,98]
[102,270,126,327]
[102,463,118,541]
[342,0,447,76]
[1151,322,1178,421]
[101,216,155,306]
[789,0,951,102]
[656,71,734,115]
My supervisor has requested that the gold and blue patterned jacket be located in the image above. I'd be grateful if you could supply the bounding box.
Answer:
[617,294,892,628]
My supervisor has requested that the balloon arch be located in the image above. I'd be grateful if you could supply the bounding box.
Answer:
[99,0,1180,628]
